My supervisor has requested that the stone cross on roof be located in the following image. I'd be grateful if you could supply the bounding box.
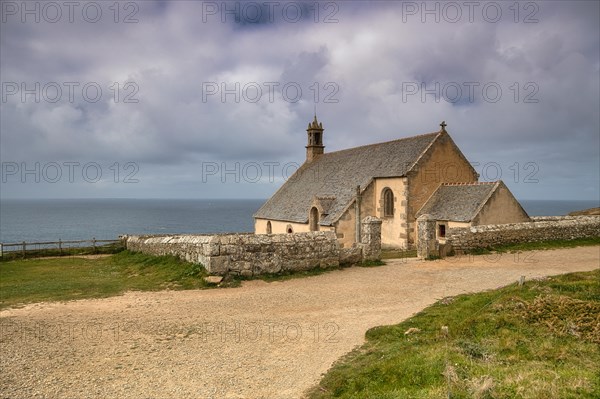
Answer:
[440,121,447,132]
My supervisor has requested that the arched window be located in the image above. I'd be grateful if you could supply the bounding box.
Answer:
[266,221,272,234]
[383,188,394,217]
[286,224,293,234]
[309,207,319,231]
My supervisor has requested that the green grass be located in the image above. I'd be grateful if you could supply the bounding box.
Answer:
[0,251,389,308]
[308,269,600,399]
[464,237,600,255]
[0,251,211,310]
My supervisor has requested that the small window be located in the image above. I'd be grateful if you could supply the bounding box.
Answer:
[266,221,272,234]
[383,188,394,217]
[286,224,293,234]
[439,224,446,238]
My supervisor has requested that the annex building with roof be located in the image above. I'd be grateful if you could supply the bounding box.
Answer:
[253,117,529,249]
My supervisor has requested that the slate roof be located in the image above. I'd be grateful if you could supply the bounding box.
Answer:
[416,182,500,222]
[254,130,442,225]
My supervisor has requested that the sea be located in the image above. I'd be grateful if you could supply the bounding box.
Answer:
[0,198,598,246]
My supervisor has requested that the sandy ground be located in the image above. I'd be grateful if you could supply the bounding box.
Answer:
[1,246,598,399]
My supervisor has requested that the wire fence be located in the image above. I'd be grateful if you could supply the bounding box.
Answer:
[0,238,124,260]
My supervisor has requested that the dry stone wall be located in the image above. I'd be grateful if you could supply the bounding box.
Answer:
[125,234,215,265]
[447,216,599,250]
[126,232,339,277]
[339,246,362,265]
[125,217,383,277]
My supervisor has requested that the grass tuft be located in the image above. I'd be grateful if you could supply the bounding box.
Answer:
[0,251,211,309]
[307,269,600,399]
[464,237,600,255]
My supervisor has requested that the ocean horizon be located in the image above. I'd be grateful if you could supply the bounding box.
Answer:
[0,198,598,245]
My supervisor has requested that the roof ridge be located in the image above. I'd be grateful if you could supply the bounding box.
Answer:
[406,131,443,174]
[322,131,440,157]
[254,128,446,224]
[442,181,499,186]
[416,181,501,222]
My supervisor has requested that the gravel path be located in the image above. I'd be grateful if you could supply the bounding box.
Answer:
[1,246,598,399]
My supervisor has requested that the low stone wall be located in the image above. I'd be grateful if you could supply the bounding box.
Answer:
[339,246,362,265]
[447,216,600,250]
[125,217,383,276]
[126,231,340,277]
[125,233,215,265]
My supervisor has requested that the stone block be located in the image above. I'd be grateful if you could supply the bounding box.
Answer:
[204,243,220,256]
[260,244,274,253]
[239,261,252,270]
[339,247,362,265]
[240,269,253,278]
[244,244,261,253]
[223,244,243,256]
[203,276,223,284]
[206,256,229,275]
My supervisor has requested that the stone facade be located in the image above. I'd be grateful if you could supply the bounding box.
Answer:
[446,216,600,251]
[373,177,409,249]
[125,217,382,277]
[473,183,529,225]
[254,118,487,250]
[254,218,335,235]
[329,134,478,250]
[405,132,478,245]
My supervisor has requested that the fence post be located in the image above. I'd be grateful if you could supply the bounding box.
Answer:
[0,243,3,258]
[22,241,26,259]
[93,237,96,253]
[58,239,62,254]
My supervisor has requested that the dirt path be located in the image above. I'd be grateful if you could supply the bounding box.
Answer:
[1,247,598,399]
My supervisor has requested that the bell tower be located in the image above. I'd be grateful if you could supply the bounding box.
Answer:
[306,115,324,162]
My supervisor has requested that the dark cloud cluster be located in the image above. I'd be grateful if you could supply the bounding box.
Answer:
[1,0,598,200]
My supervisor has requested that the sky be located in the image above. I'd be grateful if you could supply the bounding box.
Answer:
[1,0,599,201]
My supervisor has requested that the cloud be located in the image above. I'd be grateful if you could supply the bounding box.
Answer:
[1,0,598,200]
